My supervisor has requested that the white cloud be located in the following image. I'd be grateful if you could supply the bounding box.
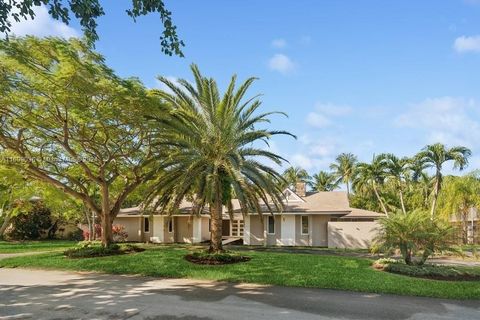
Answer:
[453,35,480,53]
[395,97,480,148]
[306,112,331,128]
[314,102,353,116]
[306,102,352,128]
[271,38,287,48]
[3,5,79,39]
[268,54,295,74]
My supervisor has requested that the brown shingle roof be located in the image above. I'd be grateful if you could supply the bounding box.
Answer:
[343,208,385,218]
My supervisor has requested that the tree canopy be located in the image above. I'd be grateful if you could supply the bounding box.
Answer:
[0,0,184,56]
[148,64,294,252]
[0,36,165,246]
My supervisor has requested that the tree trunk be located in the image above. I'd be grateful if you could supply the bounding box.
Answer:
[0,214,11,238]
[399,189,407,215]
[430,173,441,218]
[100,184,114,247]
[346,181,350,198]
[209,177,224,253]
[209,202,223,253]
[372,183,388,216]
[101,213,113,247]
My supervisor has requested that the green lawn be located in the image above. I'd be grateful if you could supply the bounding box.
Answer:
[1,245,479,299]
[0,240,76,253]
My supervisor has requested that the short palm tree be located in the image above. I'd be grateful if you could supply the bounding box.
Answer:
[149,64,294,253]
[330,153,357,197]
[310,171,340,192]
[353,155,389,216]
[282,166,310,190]
[382,154,411,214]
[416,143,471,217]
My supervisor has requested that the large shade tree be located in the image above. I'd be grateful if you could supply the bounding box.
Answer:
[0,0,184,56]
[416,143,471,217]
[148,64,293,253]
[0,162,32,237]
[330,153,357,197]
[0,37,164,247]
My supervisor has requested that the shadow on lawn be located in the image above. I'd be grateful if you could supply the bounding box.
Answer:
[1,270,479,320]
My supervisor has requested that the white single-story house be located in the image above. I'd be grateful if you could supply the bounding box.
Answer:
[114,183,384,249]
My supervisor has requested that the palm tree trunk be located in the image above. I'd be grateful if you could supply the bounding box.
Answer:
[209,178,224,253]
[430,173,441,218]
[346,181,350,198]
[399,189,407,215]
[372,183,388,216]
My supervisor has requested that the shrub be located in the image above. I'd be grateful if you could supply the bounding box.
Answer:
[64,241,143,258]
[112,225,128,242]
[7,202,53,240]
[185,251,251,265]
[66,228,84,241]
[82,224,128,242]
[373,210,458,265]
[383,263,480,281]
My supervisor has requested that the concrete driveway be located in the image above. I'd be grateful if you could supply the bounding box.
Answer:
[0,268,479,320]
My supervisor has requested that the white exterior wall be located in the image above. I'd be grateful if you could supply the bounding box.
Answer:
[243,215,251,245]
[279,215,295,246]
[150,216,164,243]
[192,216,202,243]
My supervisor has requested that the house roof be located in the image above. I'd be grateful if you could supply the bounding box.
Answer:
[342,208,385,218]
[118,188,381,217]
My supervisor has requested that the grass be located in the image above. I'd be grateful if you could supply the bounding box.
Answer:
[0,240,76,253]
[1,245,480,299]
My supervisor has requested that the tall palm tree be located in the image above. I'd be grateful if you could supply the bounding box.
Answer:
[310,171,340,192]
[382,154,411,214]
[416,143,471,217]
[148,64,294,253]
[353,155,389,216]
[330,153,357,197]
[282,166,311,190]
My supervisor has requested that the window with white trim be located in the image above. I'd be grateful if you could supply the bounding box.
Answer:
[301,215,309,235]
[267,216,275,234]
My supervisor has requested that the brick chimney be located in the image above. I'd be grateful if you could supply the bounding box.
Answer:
[295,182,306,197]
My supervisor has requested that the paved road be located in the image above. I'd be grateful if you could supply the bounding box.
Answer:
[0,269,479,320]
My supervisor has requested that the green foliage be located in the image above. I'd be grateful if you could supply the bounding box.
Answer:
[7,201,53,240]
[330,153,357,195]
[0,240,76,253]
[148,64,294,252]
[383,263,480,281]
[64,241,143,258]
[0,37,165,246]
[282,167,311,190]
[0,0,184,56]
[2,246,480,299]
[373,210,458,265]
[185,250,251,265]
[310,171,339,192]
[416,143,472,216]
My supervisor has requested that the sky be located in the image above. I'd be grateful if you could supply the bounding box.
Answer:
[5,0,480,177]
